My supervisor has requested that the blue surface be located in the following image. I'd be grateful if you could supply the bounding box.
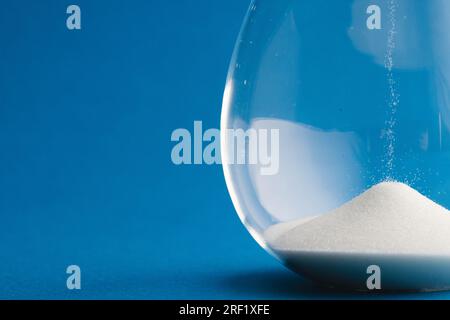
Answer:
[0,0,449,299]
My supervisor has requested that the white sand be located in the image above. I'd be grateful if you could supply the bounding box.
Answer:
[266,182,450,255]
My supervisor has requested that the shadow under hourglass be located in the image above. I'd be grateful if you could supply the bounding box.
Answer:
[219,267,449,300]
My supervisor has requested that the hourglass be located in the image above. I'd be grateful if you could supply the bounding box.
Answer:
[221,0,450,291]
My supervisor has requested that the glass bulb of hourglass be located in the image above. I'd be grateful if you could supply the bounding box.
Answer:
[221,0,450,291]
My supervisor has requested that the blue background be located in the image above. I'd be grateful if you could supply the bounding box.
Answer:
[0,0,449,299]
